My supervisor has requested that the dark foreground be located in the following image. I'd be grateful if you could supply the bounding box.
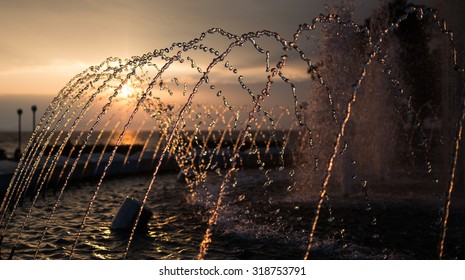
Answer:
[0,171,463,260]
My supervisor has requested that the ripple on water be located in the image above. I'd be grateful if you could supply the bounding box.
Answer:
[4,170,454,259]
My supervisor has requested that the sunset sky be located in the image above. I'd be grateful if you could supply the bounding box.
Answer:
[0,0,435,130]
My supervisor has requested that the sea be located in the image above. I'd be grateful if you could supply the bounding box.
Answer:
[0,132,32,159]
[0,131,160,159]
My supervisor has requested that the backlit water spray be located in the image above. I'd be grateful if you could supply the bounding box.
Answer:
[0,3,464,260]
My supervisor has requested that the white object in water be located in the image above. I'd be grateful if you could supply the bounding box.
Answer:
[110,197,152,231]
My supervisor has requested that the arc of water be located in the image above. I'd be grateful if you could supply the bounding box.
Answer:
[19,78,105,199]
[0,70,95,219]
[0,62,117,220]
[303,5,465,259]
[1,76,98,249]
[8,120,99,258]
[122,29,295,258]
[3,5,463,260]
[10,82,106,258]
[416,6,465,259]
[45,116,98,188]
[70,52,181,258]
[1,60,132,257]
[120,55,233,258]
[32,61,142,259]
[197,108,261,259]
[121,53,239,258]
[0,95,60,253]
[303,17,381,260]
[34,73,136,257]
[439,79,465,259]
[197,29,307,259]
[5,88,110,259]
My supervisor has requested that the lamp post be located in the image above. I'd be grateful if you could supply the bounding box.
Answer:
[31,105,37,131]
[16,108,23,160]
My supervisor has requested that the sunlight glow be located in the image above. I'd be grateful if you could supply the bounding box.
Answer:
[121,83,134,99]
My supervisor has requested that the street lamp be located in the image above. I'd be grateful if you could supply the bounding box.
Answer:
[16,108,23,160]
[31,105,37,131]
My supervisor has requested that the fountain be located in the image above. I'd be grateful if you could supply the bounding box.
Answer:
[0,2,464,260]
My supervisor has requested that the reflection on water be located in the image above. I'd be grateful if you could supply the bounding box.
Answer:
[4,169,463,259]
[0,131,158,159]
[4,170,309,259]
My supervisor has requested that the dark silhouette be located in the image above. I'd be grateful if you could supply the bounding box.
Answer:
[0,149,6,160]
[31,105,37,131]
[15,108,23,161]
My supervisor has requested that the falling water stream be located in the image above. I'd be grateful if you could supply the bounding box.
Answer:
[0,4,464,260]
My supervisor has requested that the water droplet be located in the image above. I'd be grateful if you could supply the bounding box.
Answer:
[426,162,432,173]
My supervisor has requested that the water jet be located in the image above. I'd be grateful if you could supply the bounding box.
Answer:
[0,2,464,260]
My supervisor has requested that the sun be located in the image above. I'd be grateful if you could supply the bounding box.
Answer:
[121,83,134,99]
